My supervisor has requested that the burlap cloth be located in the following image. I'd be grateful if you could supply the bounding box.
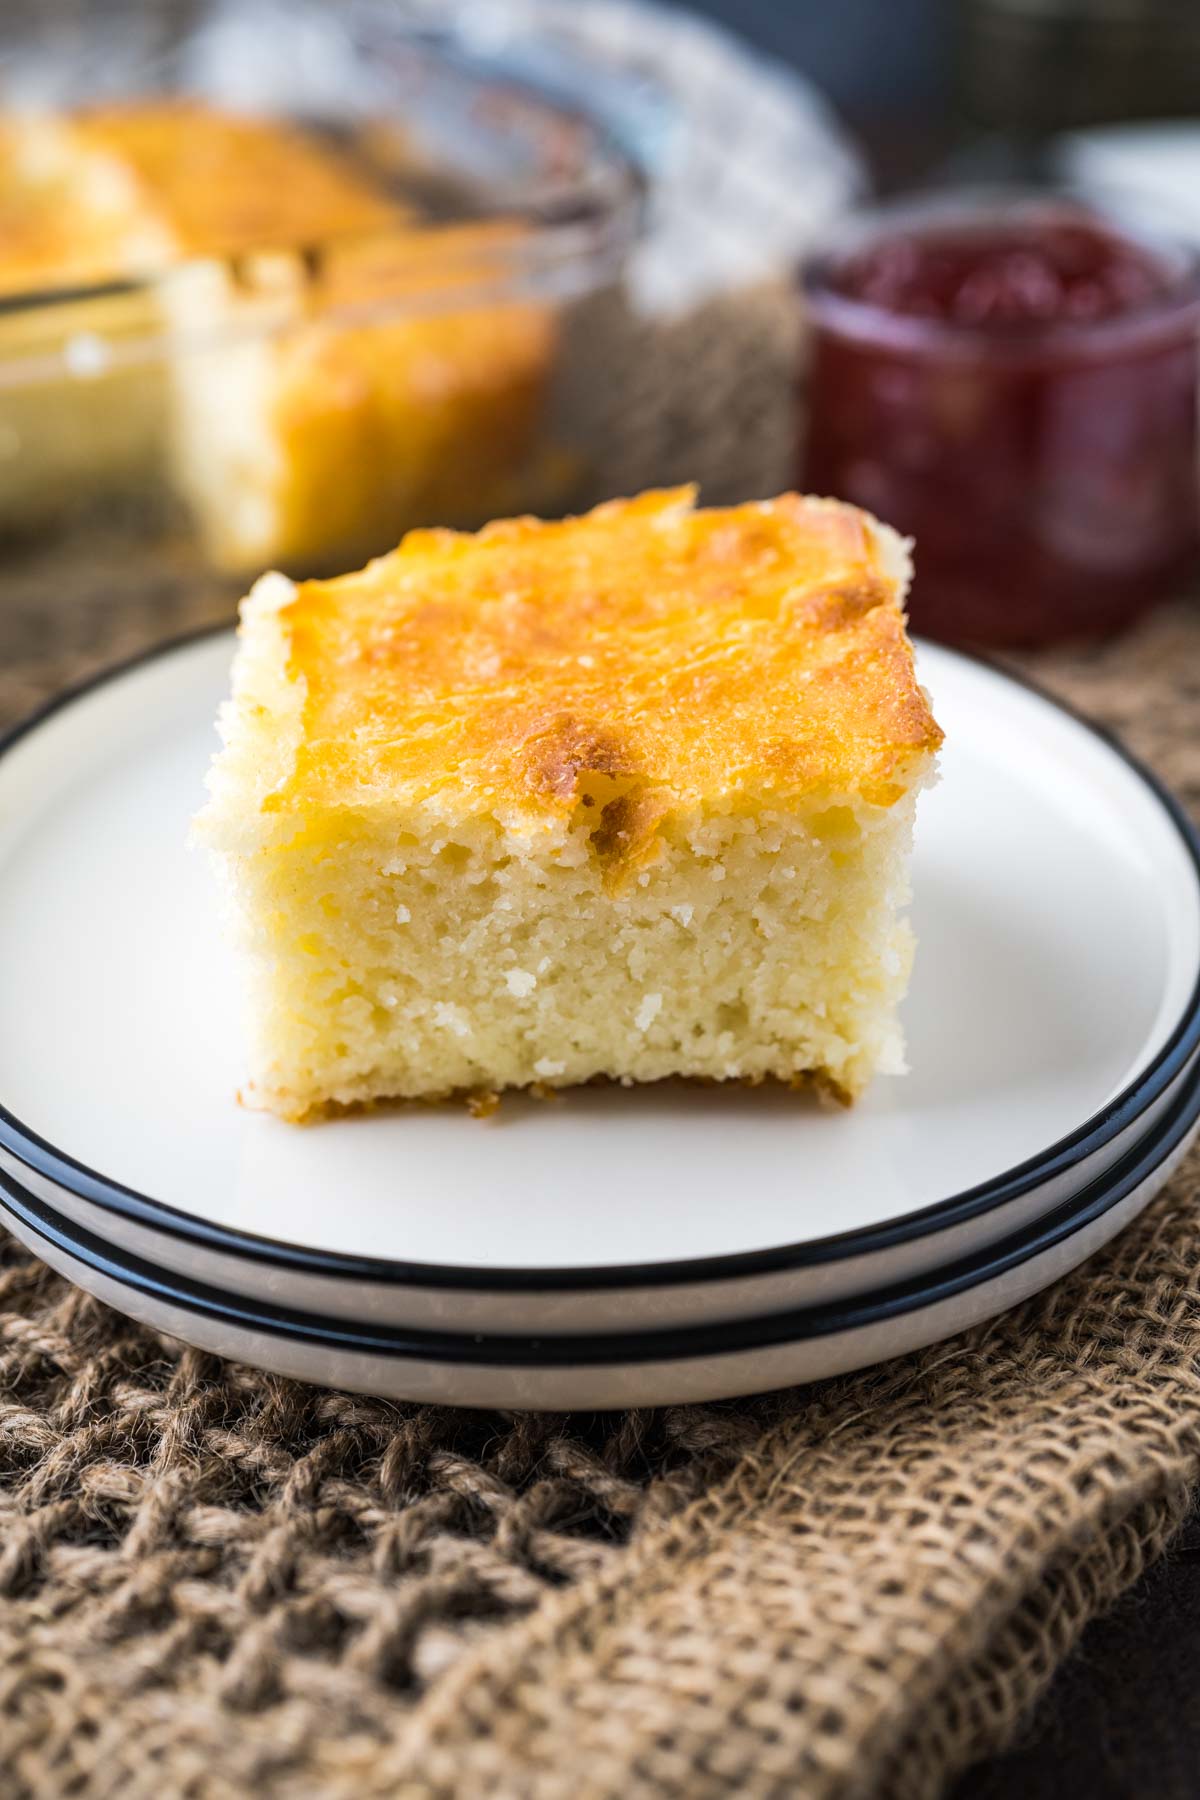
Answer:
[1,529,1200,1798]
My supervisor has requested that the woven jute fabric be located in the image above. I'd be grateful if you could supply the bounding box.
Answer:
[1,535,1200,1798]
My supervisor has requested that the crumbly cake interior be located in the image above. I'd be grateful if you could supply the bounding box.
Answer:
[198,490,942,1119]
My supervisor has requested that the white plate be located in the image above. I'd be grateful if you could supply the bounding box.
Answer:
[1,1057,1197,1410]
[0,630,1197,1334]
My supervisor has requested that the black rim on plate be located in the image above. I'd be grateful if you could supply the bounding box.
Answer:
[0,626,1199,1294]
[2,1037,1199,1367]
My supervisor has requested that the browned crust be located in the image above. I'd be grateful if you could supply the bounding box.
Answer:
[272,489,943,824]
[243,1066,853,1126]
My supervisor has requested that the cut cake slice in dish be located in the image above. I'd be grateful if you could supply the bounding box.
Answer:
[196,488,943,1120]
[0,102,555,567]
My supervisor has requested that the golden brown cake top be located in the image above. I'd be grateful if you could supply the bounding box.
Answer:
[265,490,942,826]
[0,127,124,293]
[65,101,405,260]
[0,201,100,295]
[0,101,408,294]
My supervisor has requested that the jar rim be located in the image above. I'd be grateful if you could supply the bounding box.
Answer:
[803,183,1200,362]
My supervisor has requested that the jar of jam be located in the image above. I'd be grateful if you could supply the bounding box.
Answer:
[801,190,1200,646]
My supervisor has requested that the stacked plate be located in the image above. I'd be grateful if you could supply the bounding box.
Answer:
[0,633,1197,1409]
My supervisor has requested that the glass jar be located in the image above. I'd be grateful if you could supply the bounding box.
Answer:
[801,190,1200,646]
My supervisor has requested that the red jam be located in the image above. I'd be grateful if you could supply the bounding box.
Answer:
[802,199,1200,646]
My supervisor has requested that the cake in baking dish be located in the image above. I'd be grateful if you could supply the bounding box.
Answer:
[196,488,943,1121]
[164,219,555,572]
[0,121,170,523]
[0,101,555,565]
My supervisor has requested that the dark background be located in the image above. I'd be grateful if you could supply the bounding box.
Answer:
[686,0,949,116]
[691,0,1200,169]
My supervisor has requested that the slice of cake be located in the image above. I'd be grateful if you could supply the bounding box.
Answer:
[196,488,942,1120]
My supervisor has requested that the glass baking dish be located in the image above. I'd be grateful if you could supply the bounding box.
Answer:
[0,0,646,582]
